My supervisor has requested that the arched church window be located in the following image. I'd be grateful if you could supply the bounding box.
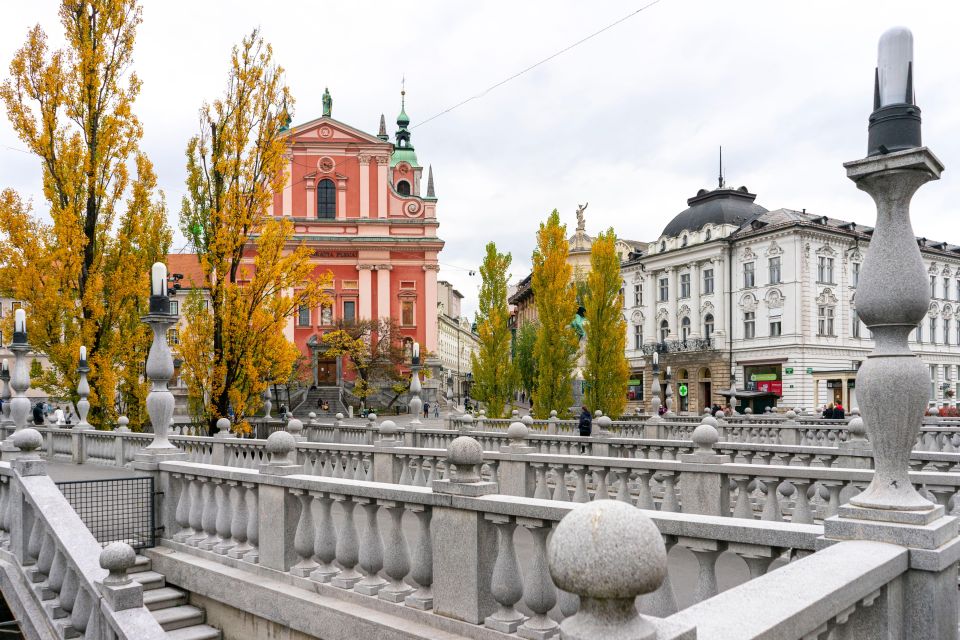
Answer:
[318,179,336,219]
[397,180,411,196]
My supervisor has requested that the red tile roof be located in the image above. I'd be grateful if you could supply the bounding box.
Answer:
[166,254,207,290]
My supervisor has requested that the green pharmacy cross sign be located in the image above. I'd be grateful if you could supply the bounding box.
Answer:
[678,383,688,397]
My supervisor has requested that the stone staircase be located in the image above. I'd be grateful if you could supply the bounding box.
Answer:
[294,386,346,417]
[130,554,221,640]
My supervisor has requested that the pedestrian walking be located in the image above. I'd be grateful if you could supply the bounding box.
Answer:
[577,405,592,454]
[433,404,440,418]
[54,406,64,426]
[423,402,429,418]
[32,401,44,425]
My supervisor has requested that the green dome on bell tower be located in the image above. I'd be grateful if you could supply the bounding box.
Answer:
[391,88,419,168]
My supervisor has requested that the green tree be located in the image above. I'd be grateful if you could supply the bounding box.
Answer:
[471,242,514,418]
[532,210,577,418]
[514,321,538,400]
[584,229,629,417]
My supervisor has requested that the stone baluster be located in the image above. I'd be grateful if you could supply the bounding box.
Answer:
[71,584,94,633]
[211,480,233,552]
[186,476,205,547]
[196,480,217,548]
[48,549,66,597]
[788,479,815,524]
[551,465,570,501]
[570,466,590,503]
[658,471,680,512]
[517,518,558,639]
[683,538,723,603]
[290,489,318,577]
[404,504,433,610]
[638,535,679,617]
[243,484,259,564]
[548,501,680,639]
[532,464,550,500]
[379,500,414,602]
[590,467,609,500]
[226,483,250,558]
[330,495,362,589]
[172,475,193,543]
[758,477,784,522]
[60,567,79,615]
[353,498,386,595]
[484,515,525,632]
[304,492,338,584]
[731,476,754,519]
[635,471,656,509]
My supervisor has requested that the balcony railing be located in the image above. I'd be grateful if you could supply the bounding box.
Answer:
[641,338,715,355]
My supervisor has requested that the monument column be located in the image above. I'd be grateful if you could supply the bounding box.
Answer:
[358,155,371,218]
[690,262,702,339]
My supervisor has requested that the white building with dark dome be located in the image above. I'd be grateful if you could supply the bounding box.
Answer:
[622,180,960,414]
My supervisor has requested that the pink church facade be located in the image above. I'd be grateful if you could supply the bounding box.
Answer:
[261,94,443,385]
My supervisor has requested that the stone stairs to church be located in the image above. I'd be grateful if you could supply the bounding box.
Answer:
[294,386,346,418]
[129,554,221,640]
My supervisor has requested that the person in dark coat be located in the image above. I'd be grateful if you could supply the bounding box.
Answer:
[32,401,45,425]
[578,406,592,437]
[834,402,845,420]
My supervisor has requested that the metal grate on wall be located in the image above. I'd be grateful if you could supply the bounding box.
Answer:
[55,477,157,551]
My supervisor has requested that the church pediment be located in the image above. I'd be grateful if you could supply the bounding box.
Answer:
[286,116,389,148]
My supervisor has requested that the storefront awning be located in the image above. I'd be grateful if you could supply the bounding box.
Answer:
[718,389,779,399]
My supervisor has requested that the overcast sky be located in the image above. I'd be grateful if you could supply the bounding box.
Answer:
[2,1,958,318]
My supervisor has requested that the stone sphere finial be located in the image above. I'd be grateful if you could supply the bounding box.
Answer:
[117,416,130,432]
[521,414,534,427]
[447,436,483,483]
[511,409,519,418]
[458,414,474,431]
[379,419,399,436]
[594,410,603,419]
[848,415,867,442]
[550,410,558,418]
[308,411,317,421]
[596,415,612,433]
[12,428,43,454]
[286,418,304,440]
[851,407,861,417]
[335,412,344,421]
[692,419,719,454]
[714,409,725,419]
[744,407,753,415]
[216,417,230,436]
[548,501,666,638]
[704,407,712,415]
[265,430,295,464]
[479,409,487,417]
[367,412,377,422]
[785,410,797,421]
[100,542,136,586]
[507,420,529,444]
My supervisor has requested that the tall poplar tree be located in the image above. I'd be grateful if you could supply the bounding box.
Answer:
[531,210,577,418]
[471,242,514,417]
[584,229,629,417]
[178,30,328,431]
[0,0,170,426]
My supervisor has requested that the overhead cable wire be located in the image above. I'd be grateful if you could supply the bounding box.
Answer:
[413,0,664,129]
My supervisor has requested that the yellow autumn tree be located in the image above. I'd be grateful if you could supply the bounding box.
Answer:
[532,210,578,418]
[584,229,629,417]
[178,30,329,432]
[0,0,170,427]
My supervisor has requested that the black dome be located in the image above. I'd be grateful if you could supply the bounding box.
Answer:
[662,186,767,238]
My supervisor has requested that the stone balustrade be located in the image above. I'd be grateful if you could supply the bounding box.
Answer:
[0,430,167,639]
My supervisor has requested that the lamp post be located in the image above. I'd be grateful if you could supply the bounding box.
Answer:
[409,342,423,425]
[75,345,90,429]
[135,262,185,465]
[844,28,942,514]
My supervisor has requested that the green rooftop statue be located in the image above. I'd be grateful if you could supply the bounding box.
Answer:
[322,87,332,117]
[571,305,587,340]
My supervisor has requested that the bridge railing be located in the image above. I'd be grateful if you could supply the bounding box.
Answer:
[0,435,167,639]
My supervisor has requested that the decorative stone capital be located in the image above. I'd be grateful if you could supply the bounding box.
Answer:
[357,154,371,166]
[356,264,375,271]
[374,155,390,166]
